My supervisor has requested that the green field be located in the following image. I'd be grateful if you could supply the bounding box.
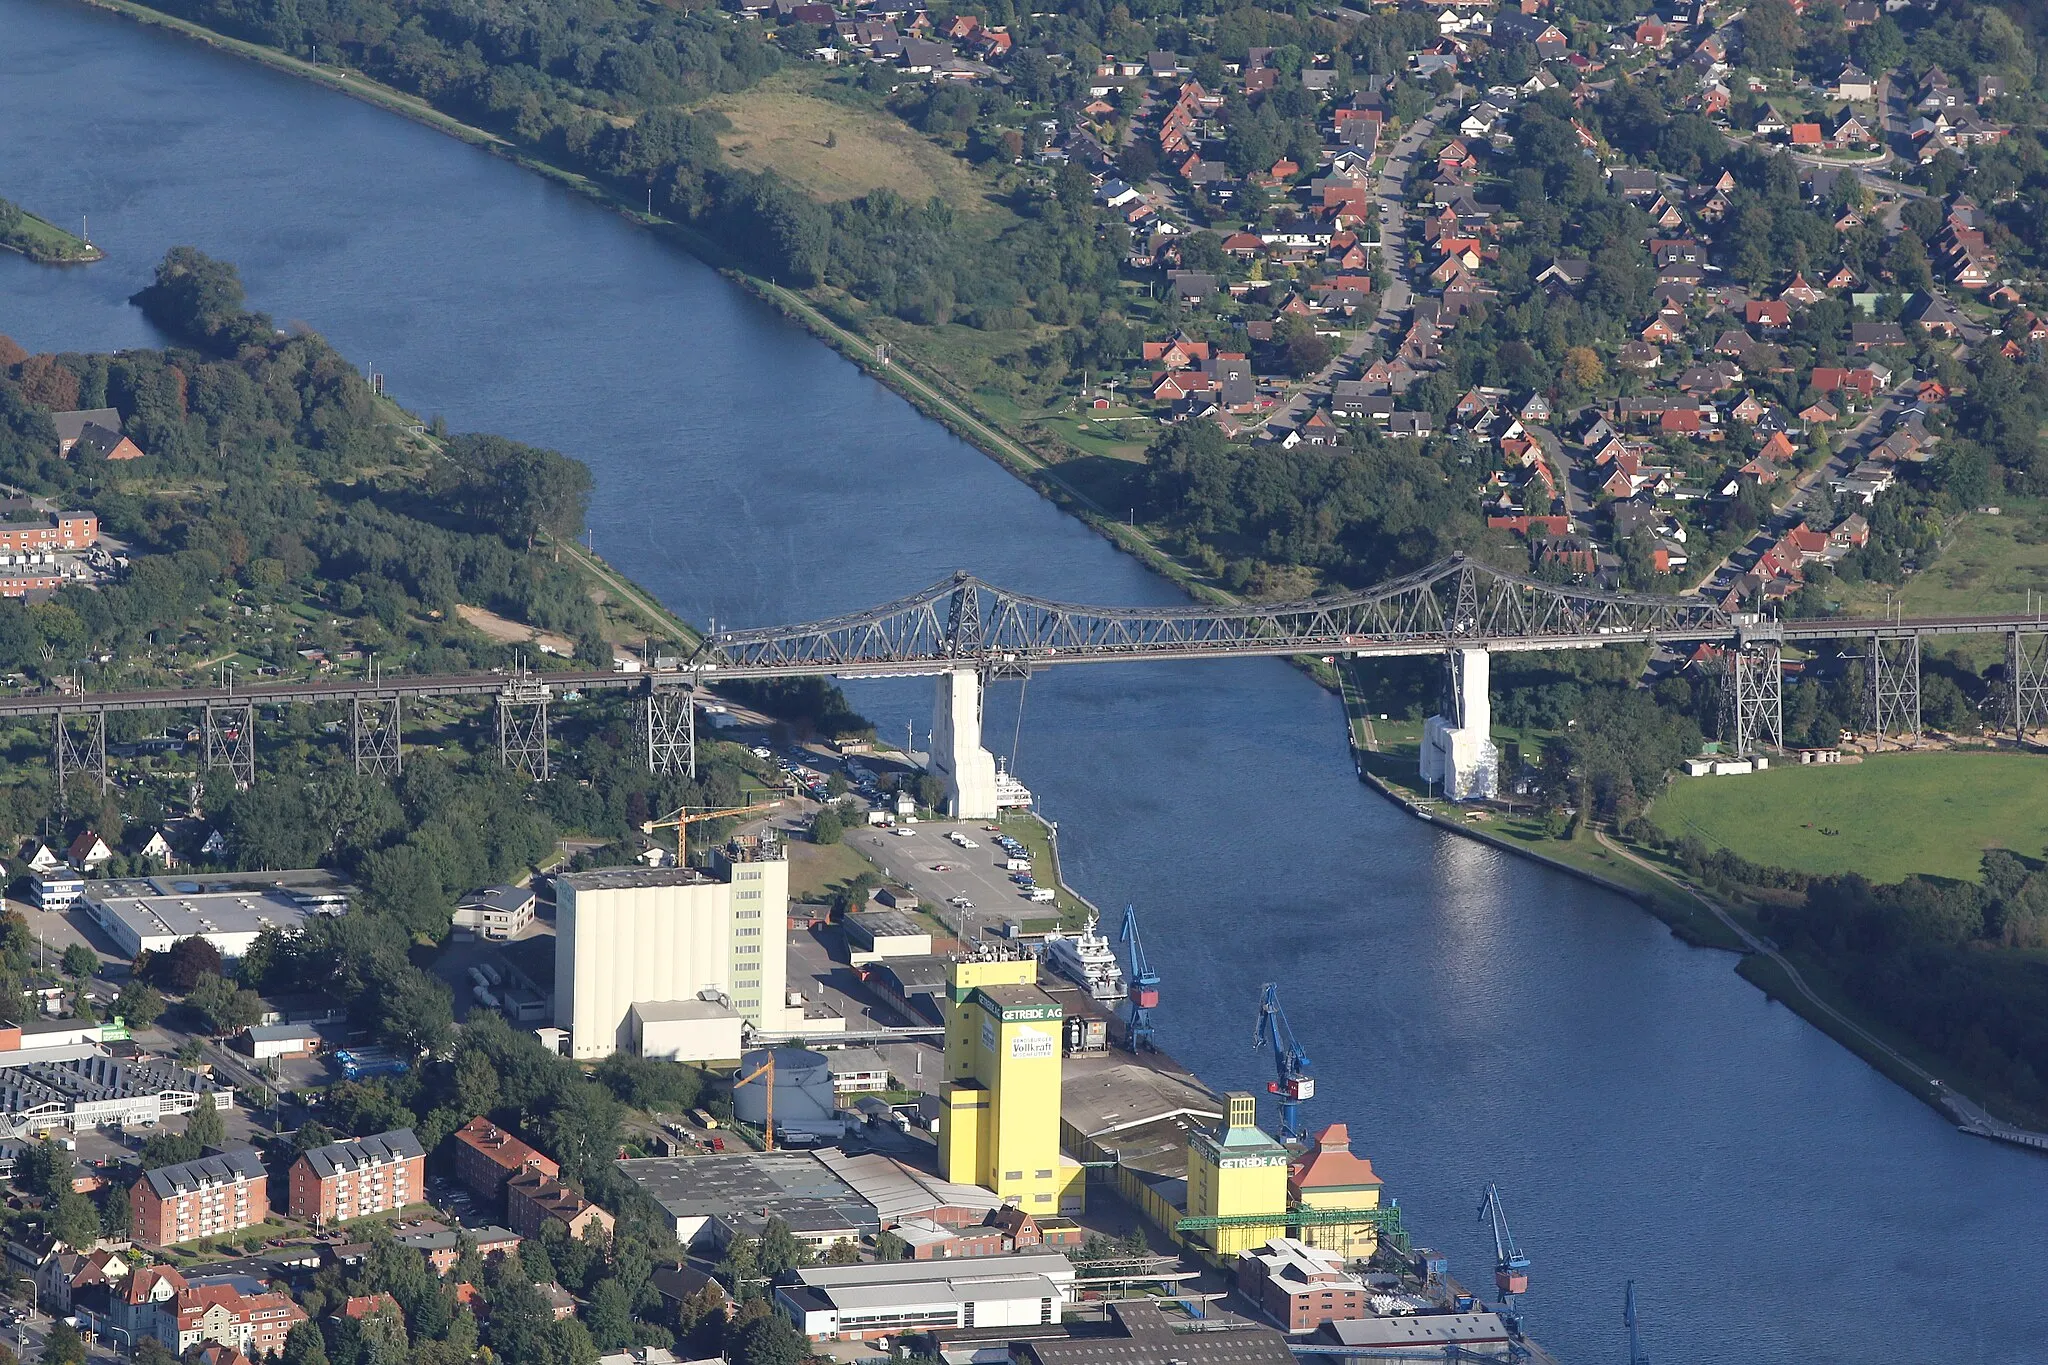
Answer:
[1837,499,2048,618]
[1650,751,2048,882]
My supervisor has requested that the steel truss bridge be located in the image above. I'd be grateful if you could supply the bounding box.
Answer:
[15,555,2048,794]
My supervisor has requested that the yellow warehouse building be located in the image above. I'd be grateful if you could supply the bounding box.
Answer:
[1183,1091,1291,1260]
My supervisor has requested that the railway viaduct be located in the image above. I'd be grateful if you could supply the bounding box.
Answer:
[13,556,2048,813]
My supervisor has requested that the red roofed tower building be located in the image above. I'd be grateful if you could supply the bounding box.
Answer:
[1287,1124,1386,1262]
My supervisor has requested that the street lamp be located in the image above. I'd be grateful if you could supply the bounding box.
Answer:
[14,1277,35,1319]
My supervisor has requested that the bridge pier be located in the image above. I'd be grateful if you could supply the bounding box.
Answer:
[929,667,1000,819]
[352,695,402,777]
[1866,633,1921,744]
[1722,645,1783,758]
[644,680,695,778]
[203,700,256,789]
[2010,630,2048,744]
[52,710,107,803]
[498,678,552,779]
[1420,647,1497,801]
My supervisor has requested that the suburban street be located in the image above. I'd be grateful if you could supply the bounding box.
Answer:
[1269,94,1457,433]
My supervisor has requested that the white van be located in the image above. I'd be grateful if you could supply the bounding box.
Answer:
[1028,887,1056,903]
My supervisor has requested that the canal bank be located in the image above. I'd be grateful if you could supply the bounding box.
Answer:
[7,5,2048,1358]
[1340,703,2048,1155]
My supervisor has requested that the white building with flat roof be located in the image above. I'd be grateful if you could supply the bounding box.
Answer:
[773,1252,1075,1340]
[86,883,311,959]
[554,835,788,1059]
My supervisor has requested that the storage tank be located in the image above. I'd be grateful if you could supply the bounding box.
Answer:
[732,1047,834,1128]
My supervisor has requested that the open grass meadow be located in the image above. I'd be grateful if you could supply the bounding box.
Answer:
[1650,751,2048,883]
[707,73,1008,212]
[1837,498,2048,618]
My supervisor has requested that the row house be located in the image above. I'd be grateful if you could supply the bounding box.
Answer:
[131,1149,268,1248]
[288,1128,426,1226]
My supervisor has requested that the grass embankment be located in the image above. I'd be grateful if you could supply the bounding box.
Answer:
[1651,751,2048,883]
[0,197,103,263]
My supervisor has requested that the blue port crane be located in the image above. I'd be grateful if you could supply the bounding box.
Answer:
[1119,905,1161,1052]
[1478,1185,1531,1302]
[1252,983,1315,1141]
[1625,1281,1650,1365]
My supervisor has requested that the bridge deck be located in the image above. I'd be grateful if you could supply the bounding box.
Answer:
[2,611,2044,717]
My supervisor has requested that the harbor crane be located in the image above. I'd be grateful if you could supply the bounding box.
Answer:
[1119,904,1161,1052]
[1253,983,1315,1141]
[642,786,788,867]
[1625,1281,1650,1365]
[1478,1184,1531,1301]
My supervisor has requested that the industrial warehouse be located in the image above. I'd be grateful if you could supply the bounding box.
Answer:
[0,1044,231,1139]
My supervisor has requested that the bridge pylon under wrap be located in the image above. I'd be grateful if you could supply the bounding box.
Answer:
[930,667,1000,819]
[1421,647,1497,801]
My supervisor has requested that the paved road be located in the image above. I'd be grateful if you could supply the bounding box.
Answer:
[1691,384,1912,598]
[1267,95,1457,434]
[1529,423,1590,521]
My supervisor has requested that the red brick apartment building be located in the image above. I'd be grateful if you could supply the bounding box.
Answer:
[506,1166,615,1242]
[130,1148,269,1247]
[453,1116,560,1202]
[287,1127,425,1225]
[0,510,96,554]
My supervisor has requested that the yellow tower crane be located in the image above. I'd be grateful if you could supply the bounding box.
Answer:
[641,789,788,868]
[734,1051,776,1151]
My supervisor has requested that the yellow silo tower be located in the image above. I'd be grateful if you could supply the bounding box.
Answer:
[1183,1090,1289,1260]
[939,953,1085,1214]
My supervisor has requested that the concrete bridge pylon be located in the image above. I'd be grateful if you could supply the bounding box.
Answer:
[930,667,1000,819]
[1421,647,1498,801]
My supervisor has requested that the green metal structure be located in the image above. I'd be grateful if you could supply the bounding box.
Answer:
[1172,1202,1412,1255]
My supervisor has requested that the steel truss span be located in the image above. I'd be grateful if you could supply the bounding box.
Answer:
[701,555,1737,673]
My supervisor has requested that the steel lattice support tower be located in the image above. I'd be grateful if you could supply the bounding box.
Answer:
[644,684,695,778]
[1722,645,1783,757]
[352,695,403,777]
[497,680,552,779]
[52,710,107,804]
[203,700,256,789]
[2010,630,2048,744]
[1867,633,1922,742]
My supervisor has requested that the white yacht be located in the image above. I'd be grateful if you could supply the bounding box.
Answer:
[1039,910,1127,1002]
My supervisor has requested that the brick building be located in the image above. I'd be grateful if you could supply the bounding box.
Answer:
[453,1117,559,1203]
[170,1281,306,1357]
[1236,1237,1369,1332]
[131,1149,269,1247]
[506,1167,615,1242]
[0,509,96,554]
[287,1128,426,1226]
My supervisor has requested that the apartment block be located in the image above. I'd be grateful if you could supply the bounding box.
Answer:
[452,1116,559,1203]
[287,1127,425,1225]
[131,1149,269,1247]
[506,1166,615,1242]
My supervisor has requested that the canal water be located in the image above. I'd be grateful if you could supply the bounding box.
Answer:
[2,1,2040,1357]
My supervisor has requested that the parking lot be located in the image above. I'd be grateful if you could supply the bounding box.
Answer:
[853,820,1051,944]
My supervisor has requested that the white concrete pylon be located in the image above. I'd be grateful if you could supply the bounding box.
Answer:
[1419,647,1498,801]
[930,668,1000,818]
